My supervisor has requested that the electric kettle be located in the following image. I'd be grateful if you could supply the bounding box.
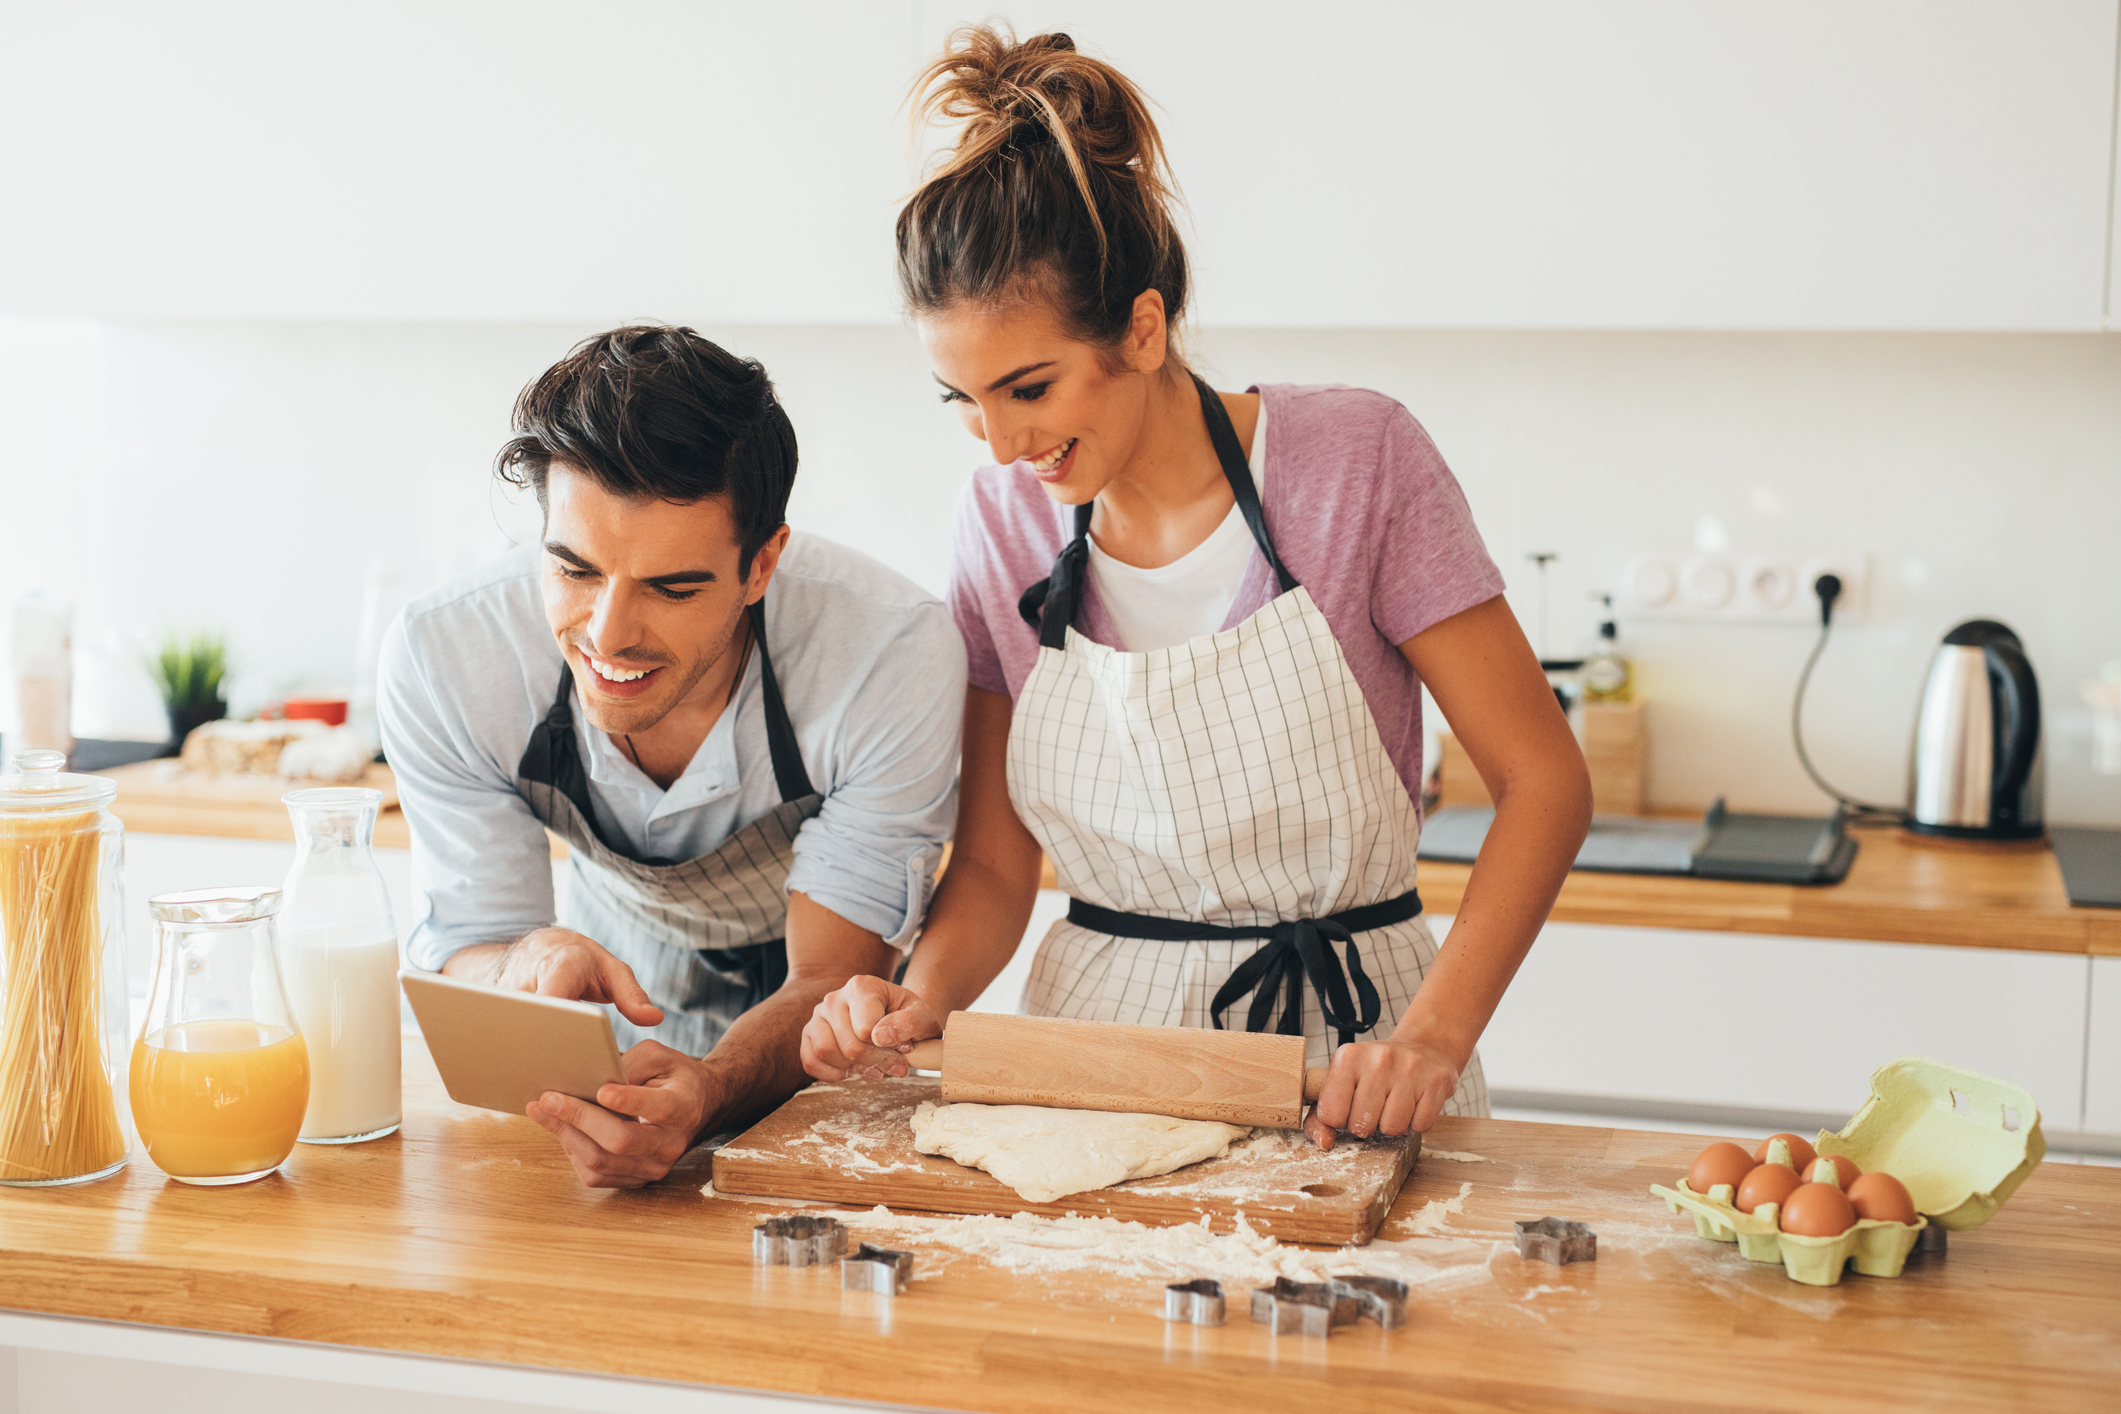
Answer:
[1907,620,2043,839]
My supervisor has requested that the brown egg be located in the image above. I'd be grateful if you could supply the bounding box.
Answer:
[1753,1132,1818,1172]
[1688,1141,1756,1195]
[1734,1161,1804,1214]
[1810,1153,1860,1187]
[1846,1171,1919,1226]
[1778,1181,1858,1237]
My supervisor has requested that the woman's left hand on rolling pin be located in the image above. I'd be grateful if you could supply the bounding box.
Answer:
[1302,1037,1461,1150]
[801,974,944,1082]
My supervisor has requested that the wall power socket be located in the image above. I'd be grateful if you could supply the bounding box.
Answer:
[1617,552,1868,624]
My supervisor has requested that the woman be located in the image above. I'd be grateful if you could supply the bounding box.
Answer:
[803,28,1590,1146]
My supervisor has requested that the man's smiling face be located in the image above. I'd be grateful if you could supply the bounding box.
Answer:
[539,463,761,736]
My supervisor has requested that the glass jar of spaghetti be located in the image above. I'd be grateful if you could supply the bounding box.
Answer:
[0,749,130,1186]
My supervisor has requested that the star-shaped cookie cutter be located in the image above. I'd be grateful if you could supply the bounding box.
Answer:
[841,1242,914,1295]
[752,1214,847,1267]
[1248,1275,1409,1335]
[1514,1216,1597,1264]
[1162,1278,1225,1326]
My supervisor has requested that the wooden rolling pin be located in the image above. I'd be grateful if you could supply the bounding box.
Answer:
[900,1011,1329,1129]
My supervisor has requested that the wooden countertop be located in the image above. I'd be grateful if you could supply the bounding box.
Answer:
[99,760,2117,955]
[1,1039,2115,1413]
[1417,823,2121,956]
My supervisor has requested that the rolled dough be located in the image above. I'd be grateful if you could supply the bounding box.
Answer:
[910,1100,1249,1203]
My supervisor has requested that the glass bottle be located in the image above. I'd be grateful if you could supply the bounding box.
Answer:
[1582,595,1635,704]
[278,787,401,1143]
[132,887,308,1184]
[0,749,130,1186]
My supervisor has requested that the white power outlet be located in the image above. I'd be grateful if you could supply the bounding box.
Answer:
[1618,552,1868,624]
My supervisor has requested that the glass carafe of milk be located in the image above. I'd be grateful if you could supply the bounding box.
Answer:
[278,787,401,1143]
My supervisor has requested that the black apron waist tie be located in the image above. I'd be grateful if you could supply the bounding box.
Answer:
[1063,891,1418,1046]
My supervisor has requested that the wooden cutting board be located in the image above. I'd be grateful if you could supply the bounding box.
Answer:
[710,1077,1420,1246]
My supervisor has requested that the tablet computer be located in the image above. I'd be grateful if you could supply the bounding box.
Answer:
[400,969,627,1116]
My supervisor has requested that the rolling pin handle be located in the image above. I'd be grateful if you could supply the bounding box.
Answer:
[903,1039,945,1072]
[1302,1067,1329,1105]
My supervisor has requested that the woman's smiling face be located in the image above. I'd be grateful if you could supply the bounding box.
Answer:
[919,289,1168,506]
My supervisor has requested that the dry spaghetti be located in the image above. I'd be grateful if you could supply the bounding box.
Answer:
[0,808,127,1183]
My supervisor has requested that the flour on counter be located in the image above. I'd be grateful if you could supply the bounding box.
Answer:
[1401,1181,1475,1234]
[825,1204,1496,1294]
[1422,1149,1490,1163]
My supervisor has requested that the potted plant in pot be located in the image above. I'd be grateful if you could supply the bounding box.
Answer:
[146,630,228,756]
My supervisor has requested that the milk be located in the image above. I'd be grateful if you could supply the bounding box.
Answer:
[279,932,402,1141]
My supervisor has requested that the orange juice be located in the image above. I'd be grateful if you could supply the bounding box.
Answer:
[129,1020,309,1183]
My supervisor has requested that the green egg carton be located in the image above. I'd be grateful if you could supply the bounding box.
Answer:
[1652,1170,1925,1286]
[1812,1055,2044,1232]
[1649,1056,2041,1287]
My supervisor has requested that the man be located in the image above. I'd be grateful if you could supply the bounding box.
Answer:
[379,325,964,1188]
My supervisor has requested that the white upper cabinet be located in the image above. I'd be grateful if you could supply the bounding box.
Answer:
[0,1,920,323]
[925,1,2120,331]
[3,2,2115,328]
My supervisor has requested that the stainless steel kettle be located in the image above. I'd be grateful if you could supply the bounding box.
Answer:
[1907,620,2043,839]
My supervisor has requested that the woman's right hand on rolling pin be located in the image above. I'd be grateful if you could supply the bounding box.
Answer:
[801,975,945,1082]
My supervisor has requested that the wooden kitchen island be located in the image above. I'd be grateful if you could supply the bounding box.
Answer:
[2,1039,2116,1413]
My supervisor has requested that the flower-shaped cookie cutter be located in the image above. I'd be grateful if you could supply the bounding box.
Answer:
[1514,1216,1597,1264]
[752,1214,847,1267]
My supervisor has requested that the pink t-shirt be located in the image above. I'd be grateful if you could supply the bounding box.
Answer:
[947,383,1505,803]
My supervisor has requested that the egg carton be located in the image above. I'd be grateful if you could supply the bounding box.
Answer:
[1649,1055,2044,1288]
[1651,1173,1924,1286]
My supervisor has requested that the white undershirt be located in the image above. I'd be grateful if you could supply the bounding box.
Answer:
[1087,397,1268,653]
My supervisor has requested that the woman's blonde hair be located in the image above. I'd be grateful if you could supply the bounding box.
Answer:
[897,26,1188,353]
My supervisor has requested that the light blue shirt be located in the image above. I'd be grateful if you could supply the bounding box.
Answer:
[378,534,966,969]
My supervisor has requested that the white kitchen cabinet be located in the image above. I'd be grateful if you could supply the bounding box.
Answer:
[1457,919,2090,1125]
[2086,957,2121,1135]
[918,0,2120,330]
[0,1,915,323]
[7,3,2111,329]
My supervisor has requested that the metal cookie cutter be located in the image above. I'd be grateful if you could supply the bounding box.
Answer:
[842,1242,914,1295]
[753,1214,846,1268]
[1249,1278,1356,1336]
[1515,1216,1597,1265]
[1162,1279,1225,1326]
[1333,1275,1409,1330]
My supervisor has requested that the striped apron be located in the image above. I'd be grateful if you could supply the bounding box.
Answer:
[1006,374,1488,1115]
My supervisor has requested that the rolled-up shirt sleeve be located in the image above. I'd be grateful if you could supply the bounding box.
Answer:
[377,612,556,970]
[784,601,967,950]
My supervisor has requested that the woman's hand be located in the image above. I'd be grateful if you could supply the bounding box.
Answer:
[1303,1035,1462,1150]
[801,975,945,1081]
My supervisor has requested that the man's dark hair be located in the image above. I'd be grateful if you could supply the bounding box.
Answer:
[497,325,798,575]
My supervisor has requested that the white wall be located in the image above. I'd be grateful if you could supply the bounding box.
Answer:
[5,320,2117,824]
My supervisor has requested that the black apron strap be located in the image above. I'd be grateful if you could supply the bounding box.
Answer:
[1019,373,1295,640]
[1065,891,1417,1046]
[747,598,816,804]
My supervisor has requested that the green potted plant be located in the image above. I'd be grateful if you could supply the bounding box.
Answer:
[145,630,228,755]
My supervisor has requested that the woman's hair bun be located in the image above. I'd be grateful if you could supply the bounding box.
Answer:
[901,24,1188,351]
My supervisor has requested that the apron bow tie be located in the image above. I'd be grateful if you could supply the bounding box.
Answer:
[1210,917,1382,1047]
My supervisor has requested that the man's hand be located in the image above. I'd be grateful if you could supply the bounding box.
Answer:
[446,926,664,1028]
[1302,1034,1461,1151]
[801,974,944,1081]
[526,1040,717,1189]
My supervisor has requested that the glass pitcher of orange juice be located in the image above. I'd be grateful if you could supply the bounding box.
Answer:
[131,888,309,1185]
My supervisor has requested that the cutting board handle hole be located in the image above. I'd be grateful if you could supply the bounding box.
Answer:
[1300,1183,1347,1198]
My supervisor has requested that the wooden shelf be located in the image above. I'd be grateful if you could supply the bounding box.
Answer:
[1,1038,2115,1413]
[1417,822,2121,956]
